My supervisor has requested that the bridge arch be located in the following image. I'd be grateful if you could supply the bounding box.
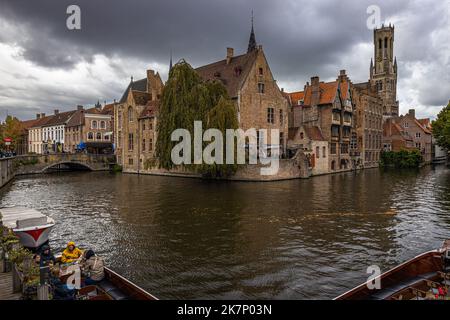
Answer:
[41,161,94,173]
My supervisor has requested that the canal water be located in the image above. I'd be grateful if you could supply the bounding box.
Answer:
[1,166,449,299]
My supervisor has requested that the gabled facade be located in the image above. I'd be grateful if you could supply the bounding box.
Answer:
[288,125,328,175]
[288,70,355,172]
[116,69,164,171]
[196,30,289,156]
[395,109,433,163]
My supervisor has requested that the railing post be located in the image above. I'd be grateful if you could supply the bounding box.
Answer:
[12,263,21,293]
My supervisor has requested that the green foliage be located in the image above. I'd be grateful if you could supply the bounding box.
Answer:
[156,60,239,177]
[14,157,39,168]
[0,115,24,151]
[380,149,423,168]
[111,164,123,172]
[431,102,450,150]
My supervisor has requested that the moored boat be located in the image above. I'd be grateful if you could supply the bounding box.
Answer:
[335,240,450,300]
[0,206,55,249]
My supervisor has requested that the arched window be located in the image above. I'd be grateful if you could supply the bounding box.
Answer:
[100,120,106,129]
[378,39,382,49]
[128,106,133,122]
[323,146,326,158]
[316,146,320,158]
[96,132,102,140]
[88,132,93,140]
[92,120,98,129]
[384,37,388,48]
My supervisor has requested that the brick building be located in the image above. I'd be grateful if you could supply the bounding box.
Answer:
[352,83,383,167]
[195,23,289,156]
[287,70,355,172]
[116,70,164,171]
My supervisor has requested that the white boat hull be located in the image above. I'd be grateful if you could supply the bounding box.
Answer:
[13,225,54,248]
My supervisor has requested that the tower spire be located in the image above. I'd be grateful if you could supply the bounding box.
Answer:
[169,49,173,71]
[247,11,257,53]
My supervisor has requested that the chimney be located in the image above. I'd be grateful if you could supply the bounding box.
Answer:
[408,109,415,119]
[41,113,45,118]
[36,113,41,119]
[311,76,320,106]
[77,105,84,111]
[147,69,155,79]
[54,109,59,115]
[226,47,234,64]
[338,70,347,82]
[281,88,284,92]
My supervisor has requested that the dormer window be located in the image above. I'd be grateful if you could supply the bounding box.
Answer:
[258,67,263,75]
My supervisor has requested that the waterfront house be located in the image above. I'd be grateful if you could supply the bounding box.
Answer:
[287,70,355,172]
[195,24,289,156]
[288,125,328,175]
[41,110,76,153]
[116,70,164,171]
[27,113,54,154]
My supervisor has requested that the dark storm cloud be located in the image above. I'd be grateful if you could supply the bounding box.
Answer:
[1,0,408,72]
[0,0,449,120]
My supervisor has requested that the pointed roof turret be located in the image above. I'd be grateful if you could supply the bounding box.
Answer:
[247,11,257,53]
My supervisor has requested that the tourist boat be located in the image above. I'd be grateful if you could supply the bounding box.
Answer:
[55,255,158,300]
[335,240,450,300]
[0,206,55,249]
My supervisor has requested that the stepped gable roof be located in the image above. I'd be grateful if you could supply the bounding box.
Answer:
[139,100,159,119]
[119,78,147,104]
[42,110,76,127]
[195,49,258,98]
[304,126,326,141]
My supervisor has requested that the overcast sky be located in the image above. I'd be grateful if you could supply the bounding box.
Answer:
[0,0,449,120]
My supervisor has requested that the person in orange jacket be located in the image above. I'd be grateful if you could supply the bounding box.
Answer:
[61,241,83,264]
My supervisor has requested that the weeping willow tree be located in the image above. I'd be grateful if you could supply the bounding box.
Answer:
[156,60,239,177]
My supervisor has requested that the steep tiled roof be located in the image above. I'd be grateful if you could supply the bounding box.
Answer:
[195,50,258,98]
[413,119,431,134]
[139,100,159,119]
[101,103,114,115]
[21,119,39,130]
[289,91,304,106]
[66,109,84,127]
[131,91,152,106]
[303,81,338,106]
[119,78,148,103]
[304,126,326,141]
[28,115,55,128]
[43,110,76,127]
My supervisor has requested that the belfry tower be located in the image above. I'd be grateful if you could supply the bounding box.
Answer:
[370,24,399,117]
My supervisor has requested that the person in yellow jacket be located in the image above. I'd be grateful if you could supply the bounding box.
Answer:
[61,241,83,264]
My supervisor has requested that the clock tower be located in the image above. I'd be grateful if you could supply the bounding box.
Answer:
[370,24,399,117]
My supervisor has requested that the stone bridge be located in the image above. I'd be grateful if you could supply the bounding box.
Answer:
[13,154,116,175]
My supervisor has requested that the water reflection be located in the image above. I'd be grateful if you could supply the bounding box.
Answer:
[0,166,449,299]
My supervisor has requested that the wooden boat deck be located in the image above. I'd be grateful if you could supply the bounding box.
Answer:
[0,272,21,300]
